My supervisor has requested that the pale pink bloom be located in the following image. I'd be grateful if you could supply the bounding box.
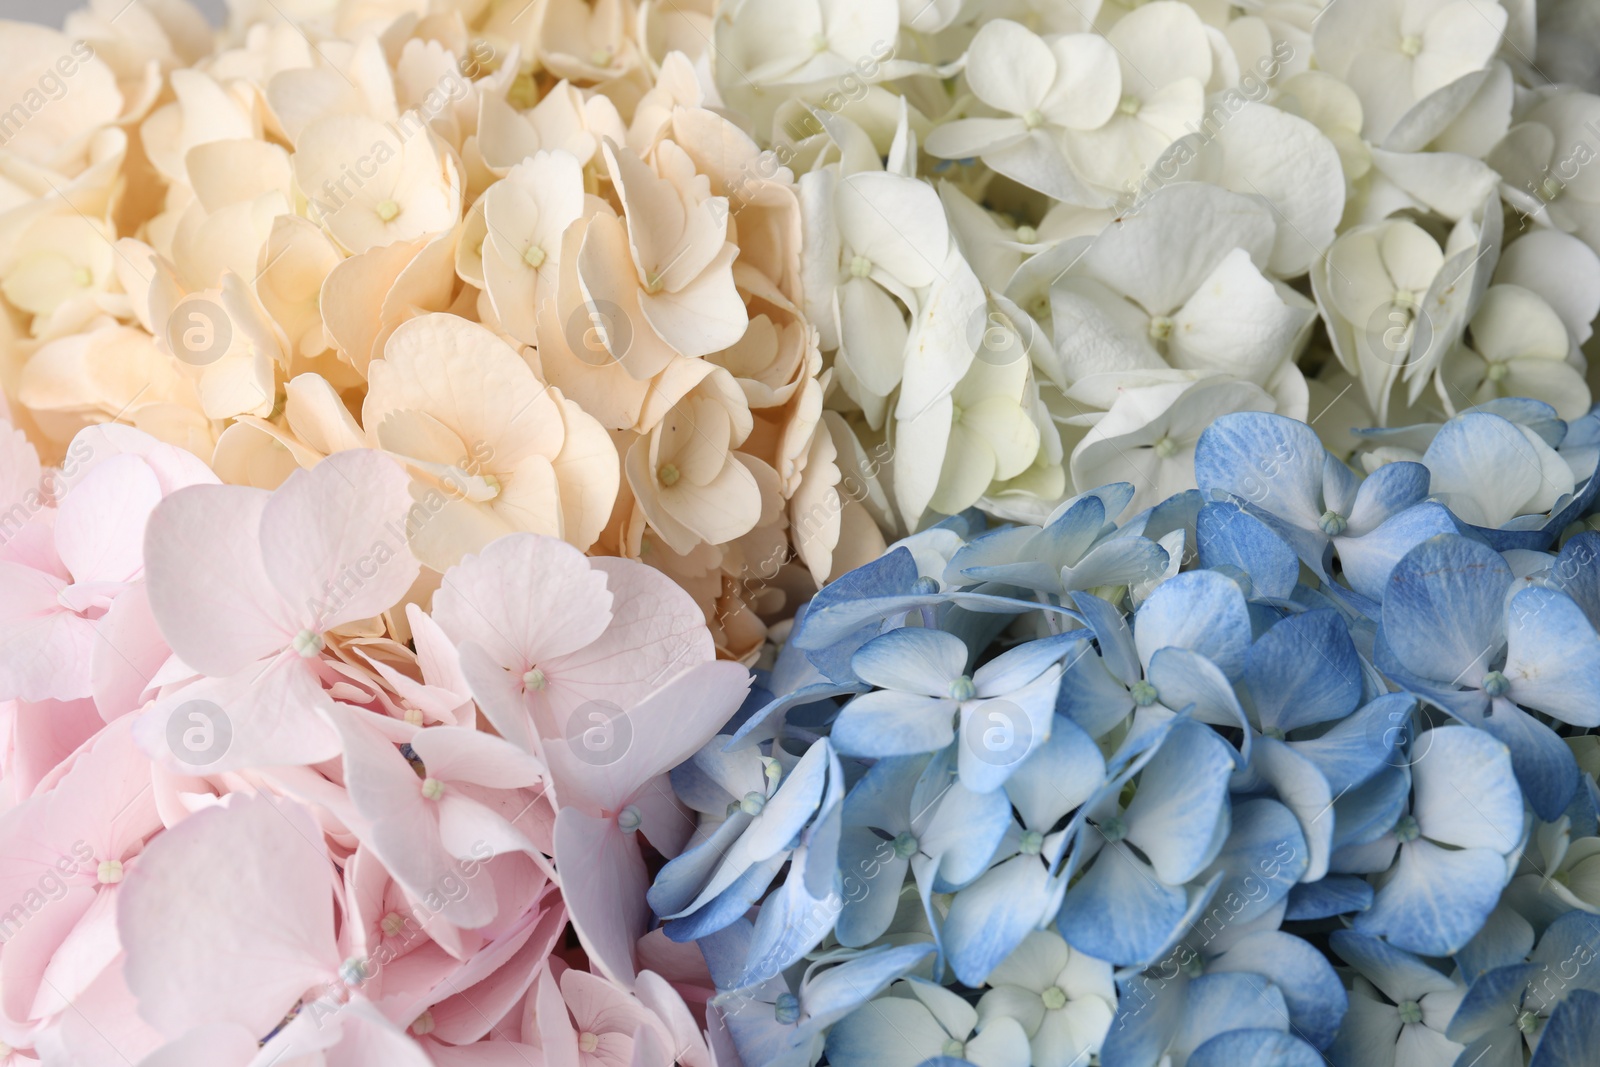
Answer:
[330,709,554,928]
[0,717,160,1037]
[548,659,751,986]
[0,697,102,807]
[135,449,420,773]
[0,426,214,714]
[431,533,712,752]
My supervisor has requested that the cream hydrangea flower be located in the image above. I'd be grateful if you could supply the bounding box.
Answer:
[293,112,462,256]
[480,150,588,347]
[363,313,618,570]
[0,23,123,173]
[575,139,747,378]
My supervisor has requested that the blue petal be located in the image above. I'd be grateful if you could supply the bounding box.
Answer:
[1197,502,1300,601]
[1100,970,1191,1067]
[1289,693,1412,795]
[1188,1029,1323,1067]
[1285,877,1372,920]
[852,627,969,695]
[942,854,1056,986]
[1193,412,1326,535]
[744,845,843,983]
[663,852,788,942]
[834,828,911,947]
[918,777,1014,886]
[1530,990,1600,1067]
[1004,715,1105,830]
[843,755,924,832]
[1469,697,1580,822]
[1329,930,1458,1005]
[801,942,939,1032]
[1504,586,1600,727]
[832,691,956,757]
[1057,840,1188,966]
[650,811,754,917]
[1330,764,1411,850]
[958,667,1062,794]
[1241,609,1361,733]
[1353,840,1510,956]
[1346,459,1431,531]
[1171,974,1294,1057]
[1197,798,1307,926]
[1336,501,1460,604]
[1134,570,1253,680]
[1445,962,1541,1044]
[1073,591,1141,685]
[1124,720,1236,884]
[1239,742,1329,881]
[973,632,1087,695]
[1539,531,1600,630]
[1063,535,1170,591]
[1146,647,1252,761]
[1455,903,1535,983]
[1381,533,1510,684]
[1210,930,1347,1049]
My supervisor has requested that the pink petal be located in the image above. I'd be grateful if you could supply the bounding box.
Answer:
[134,654,342,774]
[432,533,613,670]
[411,726,546,788]
[89,584,169,722]
[259,449,420,631]
[545,661,750,816]
[554,807,648,986]
[542,556,714,732]
[329,708,496,929]
[0,562,95,703]
[118,793,340,1039]
[144,484,293,678]
[53,455,162,585]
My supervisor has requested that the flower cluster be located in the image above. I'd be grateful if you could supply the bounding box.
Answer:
[655,402,1600,1067]
[5,0,1600,1066]
[0,415,754,1062]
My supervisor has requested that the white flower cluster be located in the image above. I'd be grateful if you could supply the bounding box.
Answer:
[720,0,1600,521]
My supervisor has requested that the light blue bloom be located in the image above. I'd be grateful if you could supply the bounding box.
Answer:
[705,921,936,1067]
[1350,726,1524,956]
[1194,411,1456,611]
[834,749,1012,950]
[1446,911,1600,1067]
[1056,719,1237,966]
[1378,532,1600,818]
[830,629,1083,793]
[1327,930,1467,1067]
[941,717,1105,985]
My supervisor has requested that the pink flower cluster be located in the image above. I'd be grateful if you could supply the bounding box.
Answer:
[0,411,749,1066]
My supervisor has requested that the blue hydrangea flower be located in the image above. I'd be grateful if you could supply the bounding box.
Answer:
[1378,532,1600,818]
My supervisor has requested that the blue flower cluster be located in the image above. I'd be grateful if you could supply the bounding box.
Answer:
[651,400,1600,1067]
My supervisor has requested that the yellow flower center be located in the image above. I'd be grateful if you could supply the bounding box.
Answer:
[421,777,444,800]
[658,463,681,487]
[1015,225,1038,244]
[376,200,402,222]
[1486,362,1510,383]
[524,667,547,690]
[381,911,409,937]
[1118,95,1142,117]
[1400,35,1423,57]
[1023,108,1045,129]
[413,1011,435,1035]
[523,245,547,268]
[74,266,93,287]
[97,859,123,884]
[1153,437,1179,459]
[849,255,873,279]
[1149,315,1174,341]
[578,1032,599,1053]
